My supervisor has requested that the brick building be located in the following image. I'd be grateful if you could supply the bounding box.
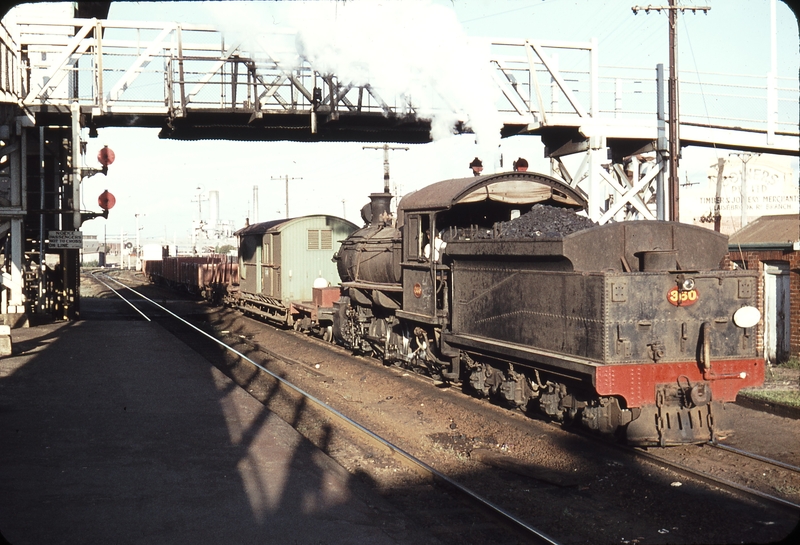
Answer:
[728,214,800,363]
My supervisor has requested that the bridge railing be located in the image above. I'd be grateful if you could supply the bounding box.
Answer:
[11,19,408,117]
[490,38,798,137]
[4,18,798,148]
[0,21,26,103]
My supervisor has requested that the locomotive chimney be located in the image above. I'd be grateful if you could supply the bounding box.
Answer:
[361,192,394,226]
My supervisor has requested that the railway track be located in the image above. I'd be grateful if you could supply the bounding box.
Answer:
[85,270,800,544]
[629,443,800,514]
[708,441,800,474]
[91,271,560,545]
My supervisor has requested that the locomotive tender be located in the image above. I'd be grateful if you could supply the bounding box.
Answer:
[333,171,764,446]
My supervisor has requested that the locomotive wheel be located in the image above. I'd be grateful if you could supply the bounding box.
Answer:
[322,325,333,343]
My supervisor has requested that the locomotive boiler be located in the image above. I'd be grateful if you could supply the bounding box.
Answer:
[332,171,764,446]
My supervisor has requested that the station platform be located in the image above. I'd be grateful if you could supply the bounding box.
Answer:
[0,298,432,544]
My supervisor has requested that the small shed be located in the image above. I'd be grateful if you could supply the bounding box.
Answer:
[728,214,800,363]
[235,215,359,304]
[81,236,108,266]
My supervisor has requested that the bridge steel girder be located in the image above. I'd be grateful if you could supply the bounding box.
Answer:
[538,125,661,224]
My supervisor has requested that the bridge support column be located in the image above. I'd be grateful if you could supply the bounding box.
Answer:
[585,135,608,223]
[0,111,31,327]
[547,133,662,225]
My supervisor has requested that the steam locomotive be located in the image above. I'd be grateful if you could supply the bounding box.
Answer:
[331,171,764,446]
[145,171,765,446]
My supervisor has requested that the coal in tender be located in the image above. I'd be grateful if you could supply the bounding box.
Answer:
[494,204,598,239]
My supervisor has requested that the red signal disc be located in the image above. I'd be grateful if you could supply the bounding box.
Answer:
[97,146,115,166]
[98,190,116,210]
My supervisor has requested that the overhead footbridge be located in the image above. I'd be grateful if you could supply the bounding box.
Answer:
[0,13,797,324]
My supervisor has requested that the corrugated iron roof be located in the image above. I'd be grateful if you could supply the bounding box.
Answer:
[728,214,800,247]
[234,218,293,236]
[234,215,359,237]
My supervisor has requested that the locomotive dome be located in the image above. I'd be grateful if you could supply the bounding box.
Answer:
[397,171,587,219]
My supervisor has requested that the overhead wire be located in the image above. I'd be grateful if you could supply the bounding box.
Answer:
[678,5,744,239]
[600,9,664,59]
[580,0,630,42]
[457,0,562,25]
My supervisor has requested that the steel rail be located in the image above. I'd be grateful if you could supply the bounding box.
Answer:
[89,272,151,322]
[96,273,562,545]
[707,441,800,474]
[631,447,800,515]
[560,420,800,516]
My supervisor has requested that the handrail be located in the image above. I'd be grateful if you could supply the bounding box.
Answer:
[0,17,796,153]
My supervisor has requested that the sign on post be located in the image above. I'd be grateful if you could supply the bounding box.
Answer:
[48,230,83,249]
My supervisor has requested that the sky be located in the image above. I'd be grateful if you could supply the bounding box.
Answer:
[3,0,798,246]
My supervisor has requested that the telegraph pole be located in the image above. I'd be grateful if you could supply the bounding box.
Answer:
[271,175,302,218]
[632,1,710,222]
[191,187,208,254]
[363,143,409,194]
[712,158,724,232]
[135,212,144,269]
[252,185,259,223]
[191,186,208,220]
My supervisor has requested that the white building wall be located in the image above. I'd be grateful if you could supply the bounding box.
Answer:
[681,155,796,235]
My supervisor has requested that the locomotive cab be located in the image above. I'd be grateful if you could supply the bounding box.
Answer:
[333,171,589,376]
[396,173,587,324]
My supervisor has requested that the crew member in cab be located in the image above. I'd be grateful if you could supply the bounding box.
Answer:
[424,229,446,262]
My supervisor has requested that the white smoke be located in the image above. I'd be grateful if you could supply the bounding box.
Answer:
[291,0,502,146]
[205,0,503,149]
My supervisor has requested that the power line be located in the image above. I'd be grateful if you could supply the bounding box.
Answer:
[458,0,560,25]
[632,1,711,222]
[363,144,409,194]
[270,175,302,218]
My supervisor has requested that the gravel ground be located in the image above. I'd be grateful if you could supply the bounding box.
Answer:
[205,308,800,545]
[81,270,800,544]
